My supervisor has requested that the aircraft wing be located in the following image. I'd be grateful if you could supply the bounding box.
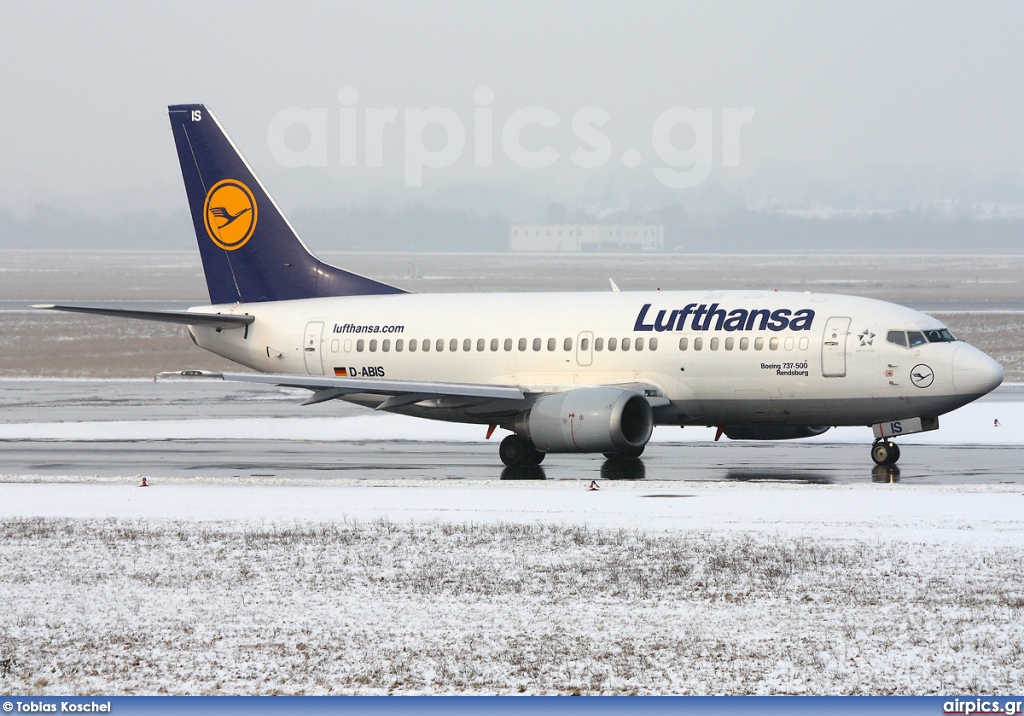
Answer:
[157,370,526,408]
[33,304,253,328]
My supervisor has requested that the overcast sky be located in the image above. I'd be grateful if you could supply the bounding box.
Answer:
[1,1,1021,219]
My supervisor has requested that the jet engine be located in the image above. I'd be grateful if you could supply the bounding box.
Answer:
[721,425,830,440]
[514,387,654,453]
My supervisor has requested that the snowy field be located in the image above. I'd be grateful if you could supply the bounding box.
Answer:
[1,481,1023,695]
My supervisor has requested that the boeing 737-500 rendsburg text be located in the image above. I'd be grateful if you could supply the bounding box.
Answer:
[37,105,1004,467]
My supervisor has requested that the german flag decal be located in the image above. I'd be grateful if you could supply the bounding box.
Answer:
[334,367,348,377]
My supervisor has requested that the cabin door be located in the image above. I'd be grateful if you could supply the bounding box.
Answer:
[821,316,851,377]
[303,321,325,375]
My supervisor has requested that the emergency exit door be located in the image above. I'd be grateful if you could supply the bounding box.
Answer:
[303,321,325,375]
[821,316,851,377]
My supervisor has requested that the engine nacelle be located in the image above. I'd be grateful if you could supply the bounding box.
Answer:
[721,425,830,441]
[514,387,654,453]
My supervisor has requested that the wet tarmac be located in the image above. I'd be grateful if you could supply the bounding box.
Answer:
[2,436,1023,485]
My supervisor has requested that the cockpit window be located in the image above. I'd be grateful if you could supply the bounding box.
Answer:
[907,331,927,348]
[886,330,907,347]
[888,328,958,348]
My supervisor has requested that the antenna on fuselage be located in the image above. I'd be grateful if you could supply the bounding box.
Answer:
[609,278,621,293]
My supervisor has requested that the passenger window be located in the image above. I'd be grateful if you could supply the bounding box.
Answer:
[634,337,643,351]
[798,337,808,350]
[710,337,719,351]
[754,337,763,351]
[649,337,657,351]
[504,338,512,351]
[887,331,907,347]
[439,339,447,352]
[369,339,377,352]
[694,337,703,351]
[679,337,688,351]
[725,337,734,351]
[621,338,630,352]
[564,337,573,351]
[580,337,589,351]
[784,337,794,350]
[490,338,499,351]
[546,337,556,351]
[395,339,403,352]
[477,338,485,352]
[769,337,779,350]
[595,337,604,351]
[357,339,365,352]
[464,338,472,352]
[739,337,748,351]
[382,339,390,352]
[344,339,352,352]
[518,338,527,351]
[409,339,417,352]
[331,339,340,353]
[608,338,617,351]
[533,338,542,351]
[907,331,926,348]
[422,339,430,353]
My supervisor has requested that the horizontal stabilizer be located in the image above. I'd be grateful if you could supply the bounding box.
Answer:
[33,304,253,328]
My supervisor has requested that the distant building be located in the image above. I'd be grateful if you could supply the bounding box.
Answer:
[508,224,664,252]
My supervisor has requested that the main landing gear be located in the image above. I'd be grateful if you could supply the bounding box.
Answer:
[499,434,545,467]
[870,439,901,466]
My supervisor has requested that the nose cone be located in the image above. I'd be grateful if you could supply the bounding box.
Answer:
[952,345,1004,397]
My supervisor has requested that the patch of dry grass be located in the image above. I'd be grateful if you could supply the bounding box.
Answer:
[1,517,1022,694]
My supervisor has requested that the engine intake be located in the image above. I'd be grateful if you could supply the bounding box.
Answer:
[721,425,830,440]
[514,387,654,453]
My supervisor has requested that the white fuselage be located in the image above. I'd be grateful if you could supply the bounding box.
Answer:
[187,290,1003,428]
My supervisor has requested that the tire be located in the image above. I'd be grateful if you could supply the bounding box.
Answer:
[603,444,646,460]
[888,442,901,464]
[871,442,892,466]
[499,435,543,467]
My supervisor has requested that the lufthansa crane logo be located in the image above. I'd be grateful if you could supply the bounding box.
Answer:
[910,363,934,388]
[203,179,257,250]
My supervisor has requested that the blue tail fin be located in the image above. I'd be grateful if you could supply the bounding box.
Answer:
[168,104,405,304]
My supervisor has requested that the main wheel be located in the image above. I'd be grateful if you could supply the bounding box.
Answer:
[603,444,646,460]
[870,441,900,466]
[499,435,544,467]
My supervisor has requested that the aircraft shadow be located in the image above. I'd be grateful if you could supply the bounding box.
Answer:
[725,470,833,485]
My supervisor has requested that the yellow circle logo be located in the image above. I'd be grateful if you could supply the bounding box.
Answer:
[203,179,258,251]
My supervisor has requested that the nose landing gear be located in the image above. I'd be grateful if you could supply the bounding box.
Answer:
[870,439,901,466]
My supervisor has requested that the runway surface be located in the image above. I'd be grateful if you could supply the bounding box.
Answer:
[0,379,1021,485]
[3,437,1024,484]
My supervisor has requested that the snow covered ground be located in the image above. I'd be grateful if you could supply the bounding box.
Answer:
[1,481,1023,695]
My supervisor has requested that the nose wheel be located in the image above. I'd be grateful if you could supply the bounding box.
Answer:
[871,439,901,466]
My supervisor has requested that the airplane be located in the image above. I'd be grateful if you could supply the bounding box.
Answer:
[36,104,1005,469]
